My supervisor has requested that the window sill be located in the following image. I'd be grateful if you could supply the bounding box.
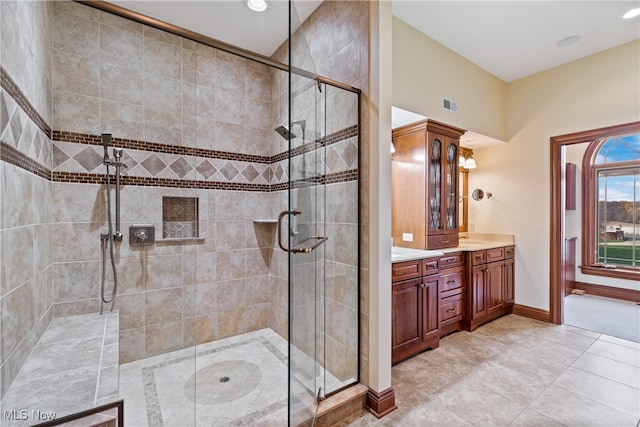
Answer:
[579,265,640,281]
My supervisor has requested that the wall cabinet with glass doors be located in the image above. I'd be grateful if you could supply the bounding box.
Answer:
[392,119,466,249]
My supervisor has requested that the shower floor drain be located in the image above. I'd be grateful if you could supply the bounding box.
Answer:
[184,360,261,404]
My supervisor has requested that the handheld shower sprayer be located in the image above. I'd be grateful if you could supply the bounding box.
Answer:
[99,132,123,312]
[101,133,112,161]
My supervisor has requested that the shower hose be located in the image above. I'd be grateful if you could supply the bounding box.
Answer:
[101,162,118,307]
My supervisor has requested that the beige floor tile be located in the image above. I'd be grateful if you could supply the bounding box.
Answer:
[559,323,603,339]
[509,408,566,426]
[553,366,639,417]
[587,339,640,367]
[529,384,638,426]
[429,381,528,425]
[530,325,599,351]
[572,351,640,389]
[599,334,640,350]
[381,401,472,427]
[463,360,550,404]
[490,339,582,384]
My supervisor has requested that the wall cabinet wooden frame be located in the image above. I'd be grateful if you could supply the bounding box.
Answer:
[392,119,466,250]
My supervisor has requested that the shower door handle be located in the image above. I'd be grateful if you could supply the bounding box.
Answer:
[277,209,328,253]
[277,209,301,252]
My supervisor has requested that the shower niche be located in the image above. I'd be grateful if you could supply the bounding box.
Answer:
[162,196,199,240]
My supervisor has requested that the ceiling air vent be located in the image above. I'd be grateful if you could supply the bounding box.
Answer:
[443,98,458,113]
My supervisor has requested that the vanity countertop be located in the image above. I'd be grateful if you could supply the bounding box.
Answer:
[392,233,515,262]
[439,240,514,253]
[391,246,444,263]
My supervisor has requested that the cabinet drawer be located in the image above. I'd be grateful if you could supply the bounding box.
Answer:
[486,247,505,262]
[504,246,515,259]
[422,259,439,276]
[471,250,486,266]
[392,260,421,282]
[440,267,465,296]
[440,293,465,322]
[427,234,459,249]
[439,252,464,269]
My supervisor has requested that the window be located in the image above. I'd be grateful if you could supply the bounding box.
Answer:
[582,128,640,279]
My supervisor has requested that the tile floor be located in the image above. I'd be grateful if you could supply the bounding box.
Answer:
[119,329,289,426]
[340,315,640,427]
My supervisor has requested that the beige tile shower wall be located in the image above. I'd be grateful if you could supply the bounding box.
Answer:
[0,1,53,397]
[51,1,280,363]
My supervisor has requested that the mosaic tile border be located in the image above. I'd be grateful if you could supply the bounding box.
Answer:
[0,66,51,138]
[141,336,288,427]
[53,125,358,167]
[0,141,51,180]
[272,125,359,163]
[52,131,271,165]
[52,171,273,191]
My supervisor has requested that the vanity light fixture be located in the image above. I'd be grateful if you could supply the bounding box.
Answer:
[460,152,477,169]
[391,142,396,154]
[464,157,477,169]
[247,0,268,12]
[623,7,640,19]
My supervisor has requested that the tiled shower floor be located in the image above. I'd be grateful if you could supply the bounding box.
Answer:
[119,329,291,426]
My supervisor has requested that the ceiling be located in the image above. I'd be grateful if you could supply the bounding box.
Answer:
[109,1,639,83]
[109,0,323,57]
[393,1,640,83]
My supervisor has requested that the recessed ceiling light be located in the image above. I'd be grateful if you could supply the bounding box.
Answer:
[247,0,268,12]
[623,7,640,19]
[556,35,581,48]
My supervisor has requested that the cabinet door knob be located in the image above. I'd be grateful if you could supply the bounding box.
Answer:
[447,280,455,285]
[420,284,426,288]
[440,239,450,244]
[446,309,455,313]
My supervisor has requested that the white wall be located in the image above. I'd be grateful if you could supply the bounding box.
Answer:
[472,40,640,309]
[392,17,507,142]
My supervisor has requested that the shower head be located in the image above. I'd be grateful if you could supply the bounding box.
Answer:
[274,120,307,140]
[274,125,296,140]
[101,133,112,160]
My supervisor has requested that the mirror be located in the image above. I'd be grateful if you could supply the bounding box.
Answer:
[472,188,492,201]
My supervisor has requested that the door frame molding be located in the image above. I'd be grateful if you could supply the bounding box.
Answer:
[549,121,640,324]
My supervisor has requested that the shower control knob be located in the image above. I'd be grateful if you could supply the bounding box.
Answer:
[129,225,155,247]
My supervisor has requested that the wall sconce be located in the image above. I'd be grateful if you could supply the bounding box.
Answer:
[460,151,477,169]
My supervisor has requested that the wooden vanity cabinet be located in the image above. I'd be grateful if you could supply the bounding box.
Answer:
[438,252,466,335]
[467,246,515,331]
[392,259,440,364]
[392,119,466,250]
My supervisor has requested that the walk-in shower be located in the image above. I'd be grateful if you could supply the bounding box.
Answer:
[0,0,364,425]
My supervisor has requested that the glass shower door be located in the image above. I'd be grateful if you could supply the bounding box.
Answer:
[285,72,327,426]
